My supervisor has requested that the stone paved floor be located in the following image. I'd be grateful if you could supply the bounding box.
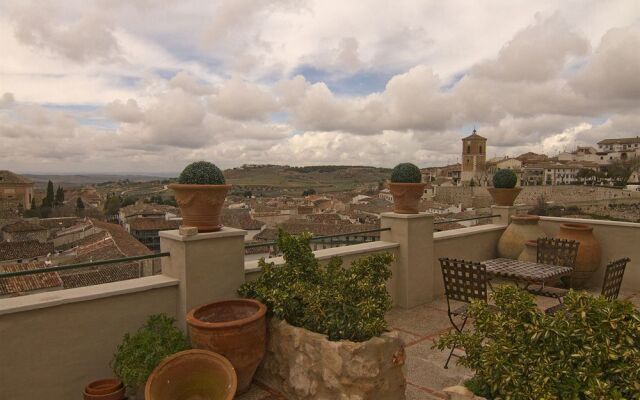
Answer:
[236,289,640,400]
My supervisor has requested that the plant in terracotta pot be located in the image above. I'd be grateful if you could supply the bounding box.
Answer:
[388,162,426,214]
[111,314,191,399]
[488,169,522,206]
[169,161,231,232]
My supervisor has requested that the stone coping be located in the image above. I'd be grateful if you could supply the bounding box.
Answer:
[159,227,247,242]
[434,224,505,241]
[0,275,179,316]
[539,216,640,229]
[380,212,434,219]
[244,240,400,273]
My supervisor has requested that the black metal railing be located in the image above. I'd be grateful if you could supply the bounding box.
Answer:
[433,214,499,232]
[244,227,391,257]
[0,252,170,279]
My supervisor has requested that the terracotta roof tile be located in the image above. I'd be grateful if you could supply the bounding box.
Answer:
[89,219,151,257]
[128,218,180,231]
[0,240,54,262]
[1,220,46,233]
[221,209,264,230]
[0,170,33,184]
[0,261,62,296]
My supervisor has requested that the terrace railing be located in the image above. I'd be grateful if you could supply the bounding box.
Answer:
[433,214,499,232]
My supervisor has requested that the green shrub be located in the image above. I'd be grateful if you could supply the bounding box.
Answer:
[238,231,393,342]
[390,163,422,183]
[434,286,640,399]
[178,161,225,184]
[492,169,518,188]
[111,314,191,389]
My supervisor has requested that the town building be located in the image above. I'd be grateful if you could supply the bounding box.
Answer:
[1,220,49,243]
[0,170,34,215]
[0,241,54,264]
[127,218,181,252]
[461,129,487,184]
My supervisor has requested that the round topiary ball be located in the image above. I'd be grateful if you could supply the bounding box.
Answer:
[492,169,518,189]
[178,161,226,185]
[391,163,422,183]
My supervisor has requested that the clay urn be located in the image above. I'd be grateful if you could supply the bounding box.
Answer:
[170,184,231,232]
[497,215,545,259]
[388,183,427,214]
[487,187,523,206]
[557,222,601,287]
[83,378,125,400]
[145,349,237,400]
[186,299,267,394]
[518,240,538,262]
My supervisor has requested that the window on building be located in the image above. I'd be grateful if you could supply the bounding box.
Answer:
[479,145,483,153]
[467,145,471,154]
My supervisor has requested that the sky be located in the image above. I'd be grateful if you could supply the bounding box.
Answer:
[1,0,639,174]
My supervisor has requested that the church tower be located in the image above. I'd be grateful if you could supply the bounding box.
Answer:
[461,128,487,184]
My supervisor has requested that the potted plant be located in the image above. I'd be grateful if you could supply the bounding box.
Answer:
[388,162,426,214]
[169,161,231,232]
[488,169,521,206]
[186,299,267,394]
[238,231,406,399]
[111,314,191,399]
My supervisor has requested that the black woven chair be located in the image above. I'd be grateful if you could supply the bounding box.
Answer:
[546,257,631,314]
[527,237,579,302]
[439,258,490,368]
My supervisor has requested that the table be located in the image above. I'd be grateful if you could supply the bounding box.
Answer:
[481,258,573,288]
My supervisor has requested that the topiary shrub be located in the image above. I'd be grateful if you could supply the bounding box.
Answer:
[390,163,422,183]
[111,314,191,390]
[178,161,225,185]
[434,286,640,399]
[238,231,393,342]
[492,169,518,188]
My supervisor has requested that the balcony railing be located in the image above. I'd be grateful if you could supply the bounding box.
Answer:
[433,214,499,232]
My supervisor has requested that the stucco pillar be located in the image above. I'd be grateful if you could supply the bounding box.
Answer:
[491,205,518,225]
[160,228,247,329]
[380,212,434,308]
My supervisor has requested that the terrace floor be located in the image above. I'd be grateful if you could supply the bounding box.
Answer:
[237,289,640,400]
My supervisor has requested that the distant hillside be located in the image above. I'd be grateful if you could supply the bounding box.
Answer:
[25,174,170,188]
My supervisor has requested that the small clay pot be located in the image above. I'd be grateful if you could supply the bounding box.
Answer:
[84,378,125,400]
[169,183,231,232]
[488,187,522,206]
[388,182,427,214]
[187,299,267,394]
[518,240,538,262]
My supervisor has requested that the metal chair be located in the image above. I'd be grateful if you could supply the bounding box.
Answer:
[527,237,579,301]
[439,258,490,369]
[545,257,631,314]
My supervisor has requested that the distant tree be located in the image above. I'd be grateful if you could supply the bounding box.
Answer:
[607,158,640,186]
[42,180,55,207]
[243,190,253,198]
[76,197,85,211]
[30,197,36,210]
[302,188,317,196]
[55,186,65,206]
[104,194,122,216]
[121,196,138,207]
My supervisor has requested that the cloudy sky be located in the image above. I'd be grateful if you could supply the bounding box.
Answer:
[1,0,639,174]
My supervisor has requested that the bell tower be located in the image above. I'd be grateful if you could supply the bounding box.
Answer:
[461,128,487,184]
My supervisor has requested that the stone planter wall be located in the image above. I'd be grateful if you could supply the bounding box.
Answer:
[257,318,406,400]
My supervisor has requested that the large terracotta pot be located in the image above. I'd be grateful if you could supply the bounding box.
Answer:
[487,187,522,206]
[169,183,231,232]
[84,378,125,400]
[186,299,267,394]
[557,223,601,287]
[517,240,538,262]
[388,182,426,214]
[145,349,237,400]
[497,215,545,259]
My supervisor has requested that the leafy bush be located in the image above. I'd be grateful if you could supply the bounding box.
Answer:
[390,163,422,183]
[492,169,518,188]
[111,314,190,389]
[238,231,393,342]
[178,161,225,185]
[434,286,640,399]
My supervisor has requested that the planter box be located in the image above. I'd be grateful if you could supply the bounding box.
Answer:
[257,318,406,399]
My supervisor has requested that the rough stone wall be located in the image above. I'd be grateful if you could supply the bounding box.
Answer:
[257,318,406,400]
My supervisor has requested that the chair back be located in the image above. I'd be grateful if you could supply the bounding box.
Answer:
[536,237,580,268]
[601,258,630,301]
[439,258,488,304]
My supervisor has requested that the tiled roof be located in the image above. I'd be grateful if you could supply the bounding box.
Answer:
[55,230,110,251]
[462,130,486,140]
[1,220,46,233]
[0,261,62,296]
[0,240,54,262]
[39,217,81,229]
[221,209,265,230]
[129,218,180,231]
[0,170,33,185]
[89,219,151,257]
[254,222,380,241]
[120,204,178,218]
[59,263,140,289]
[597,137,640,145]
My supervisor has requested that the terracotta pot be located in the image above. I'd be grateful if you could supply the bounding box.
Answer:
[169,183,231,232]
[517,240,538,262]
[497,215,545,259]
[557,223,601,287]
[145,349,237,400]
[388,182,426,214]
[487,187,522,206]
[84,379,125,400]
[186,299,267,394]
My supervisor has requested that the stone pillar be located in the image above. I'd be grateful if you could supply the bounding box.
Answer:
[491,205,518,225]
[380,212,434,308]
[160,228,247,329]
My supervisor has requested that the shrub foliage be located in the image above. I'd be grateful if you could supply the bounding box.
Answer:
[111,314,191,389]
[238,231,393,342]
[178,161,226,185]
[435,286,640,399]
[390,162,422,183]
[492,169,518,188]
